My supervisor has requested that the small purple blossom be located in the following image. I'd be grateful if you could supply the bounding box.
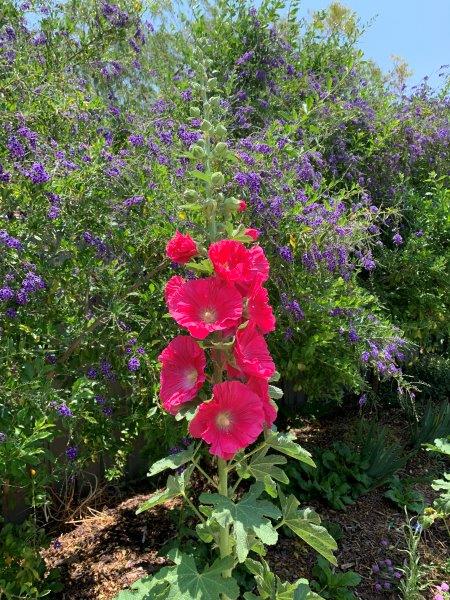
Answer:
[128,357,140,371]
[393,233,403,246]
[66,446,78,460]
[57,404,73,418]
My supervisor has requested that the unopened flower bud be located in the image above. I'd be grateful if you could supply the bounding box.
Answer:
[211,171,225,188]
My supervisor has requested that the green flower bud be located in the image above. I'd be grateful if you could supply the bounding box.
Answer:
[190,106,201,117]
[214,141,228,156]
[201,119,212,132]
[214,124,227,139]
[211,171,225,188]
[183,189,198,200]
[191,144,205,158]
[207,77,218,90]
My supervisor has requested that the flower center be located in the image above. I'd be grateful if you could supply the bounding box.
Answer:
[215,411,233,430]
[201,307,217,323]
[184,368,198,387]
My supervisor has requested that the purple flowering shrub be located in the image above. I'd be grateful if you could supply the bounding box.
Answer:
[0,0,448,552]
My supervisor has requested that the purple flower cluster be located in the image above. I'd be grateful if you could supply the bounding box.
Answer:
[101,2,129,27]
[0,230,22,250]
[26,162,50,184]
[82,231,114,261]
[47,192,61,219]
[281,293,305,321]
[360,338,406,376]
[371,555,402,593]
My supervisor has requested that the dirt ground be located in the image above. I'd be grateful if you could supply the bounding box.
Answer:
[43,415,449,599]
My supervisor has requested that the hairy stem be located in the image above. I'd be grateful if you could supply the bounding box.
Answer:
[218,457,232,583]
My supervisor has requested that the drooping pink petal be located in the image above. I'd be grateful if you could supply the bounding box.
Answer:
[159,336,206,414]
[247,376,278,427]
[234,322,275,378]
[164,275,186,309]
[247,281,276,334]
[189,381,265,460]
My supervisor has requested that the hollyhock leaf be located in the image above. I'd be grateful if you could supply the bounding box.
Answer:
[432,473,450,513]
[114,568,171,599]
[185,259,214,275]
[148,444,196,477]
[268,385,284,400]
[278,488,337,565]
[267,430,315,467]
[244,558,322,600]
[136,466,194,514]
[236,452,289,499]
[200,483,281,562]
[174,402,198,422]
[163,551,240,600]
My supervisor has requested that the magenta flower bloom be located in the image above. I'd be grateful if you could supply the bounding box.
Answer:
[168,276,242,339]
[165,231,198,264]
[208,240,251,282]
[159,336,206,414]
[189,381,265,459]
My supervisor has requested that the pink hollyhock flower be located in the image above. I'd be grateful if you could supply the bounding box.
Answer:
[247,281,276,333]
[164,275,185,309]
[238,200,247,212]
[165,231,198,264]
[169,276,243,339]
[159,336,206,414]
[247,376,277,427]
[440,583,449,592]
[189,381,265,459]
[208,240,251,282]
[245,228,260,241]
[234,322,275,378]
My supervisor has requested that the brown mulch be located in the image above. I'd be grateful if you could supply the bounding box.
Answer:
[43,414,449,600]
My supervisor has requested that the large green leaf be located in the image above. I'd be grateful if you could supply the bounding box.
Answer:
[148,445,196,477]
[114,552,239,600]
[165,551,239,600]
[114,567,172,599]
[136,466,194,514]
[432,473,450,513]
[236,450,289,498]
[200,484,281,562]
[278,488,337,566]
[266,430,315,467]
[244,558,324,600]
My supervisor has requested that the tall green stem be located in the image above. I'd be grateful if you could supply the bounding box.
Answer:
[218,457,232,582]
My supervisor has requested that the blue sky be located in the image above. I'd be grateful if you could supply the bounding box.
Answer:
[302,0,450,88]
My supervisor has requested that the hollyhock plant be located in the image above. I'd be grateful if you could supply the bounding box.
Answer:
[189,381,265,459]
[126,54,336,600]
[159,335,206,414]
[165,230,198,264]
[167,276,243,339]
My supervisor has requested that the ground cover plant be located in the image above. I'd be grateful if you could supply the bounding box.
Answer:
[0,0,449,598]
